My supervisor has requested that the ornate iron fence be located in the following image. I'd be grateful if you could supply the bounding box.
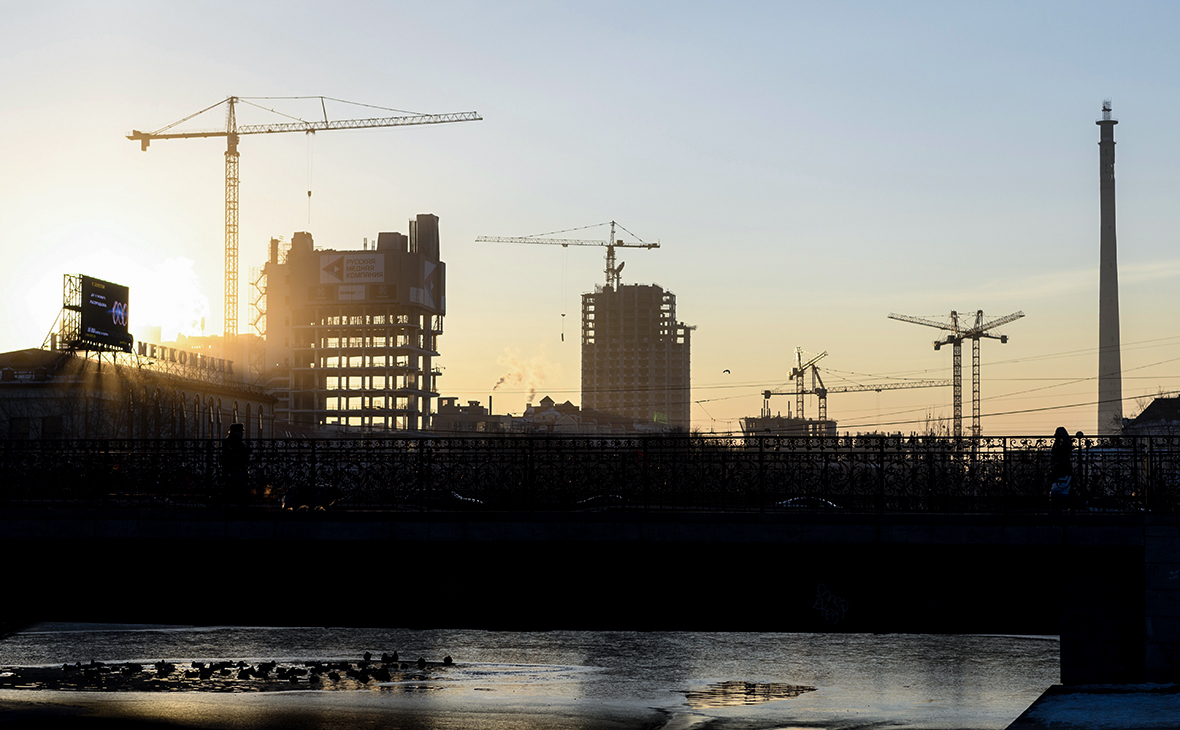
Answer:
[2,434,1178,512]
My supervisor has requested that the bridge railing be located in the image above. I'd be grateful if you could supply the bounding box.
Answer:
[2,434,1178,513]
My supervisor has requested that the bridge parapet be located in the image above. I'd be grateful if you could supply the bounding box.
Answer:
[2,434,1178,513]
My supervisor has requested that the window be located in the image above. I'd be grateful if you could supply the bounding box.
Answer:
[41,416,63,439]
[8,417,30,440]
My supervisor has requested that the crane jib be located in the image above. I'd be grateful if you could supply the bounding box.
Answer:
[128,112,482,146]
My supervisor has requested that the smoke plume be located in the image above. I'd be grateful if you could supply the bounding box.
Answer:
[492,349,556,405]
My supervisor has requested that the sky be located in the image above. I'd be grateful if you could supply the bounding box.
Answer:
[2,1,1179,436]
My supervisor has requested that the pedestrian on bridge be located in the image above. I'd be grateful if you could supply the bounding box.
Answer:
[222,422,251,508]
[1049,426,1074,511]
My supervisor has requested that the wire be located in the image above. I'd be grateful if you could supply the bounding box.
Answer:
[149,97,230,135]
[560,246,568,342]
[611,221,652,245]
[693,401,717,421]
[306,131,314,225]
[518,222,613,239]
[510,221,651,244]
[237,98,312,124]
[240,96,424,116]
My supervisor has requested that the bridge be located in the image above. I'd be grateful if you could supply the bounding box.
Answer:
[2,434,1179,685]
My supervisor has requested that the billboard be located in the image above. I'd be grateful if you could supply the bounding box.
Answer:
[79,275,133,352]
[320,253,384,284]
[302,252,441,311]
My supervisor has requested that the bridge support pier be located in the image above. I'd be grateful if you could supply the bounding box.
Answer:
[1059,547,1144,684]
[1057,519,1180,684]
[1145,520,1180,682]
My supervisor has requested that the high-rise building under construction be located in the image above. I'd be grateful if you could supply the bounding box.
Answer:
[581,283,692,430]
[262,214,445,433]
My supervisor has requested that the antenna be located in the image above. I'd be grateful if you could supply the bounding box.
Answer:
[1102,99,1113,120]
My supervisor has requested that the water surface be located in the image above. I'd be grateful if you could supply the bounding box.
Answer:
[0,625,1059,728]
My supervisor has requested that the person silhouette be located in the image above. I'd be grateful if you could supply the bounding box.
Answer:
[1048,426,1073,511]
[222,422,251,507]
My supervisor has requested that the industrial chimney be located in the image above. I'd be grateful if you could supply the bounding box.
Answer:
[1097,100,1122,434]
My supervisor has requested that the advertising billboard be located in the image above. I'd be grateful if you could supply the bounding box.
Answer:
[79,275,133,352]
[320,253,385,284]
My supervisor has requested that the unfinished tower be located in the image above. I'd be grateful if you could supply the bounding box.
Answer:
[581,284,692,430]
[263,214,445,433]
[1097,100,1122,434]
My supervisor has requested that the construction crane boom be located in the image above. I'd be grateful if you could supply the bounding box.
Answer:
[825,380,952,395]
[974,310,1024,334]
[761,379,950,419]
[889,309,1024,437]
[886,312,955,331]
[129,96,482,338]
[477,221,660,289]
[129,111,482,149]
[477,236,658,249]
[763,346,950,422]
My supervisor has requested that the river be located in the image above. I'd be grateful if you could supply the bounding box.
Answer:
[0,625,1058,728]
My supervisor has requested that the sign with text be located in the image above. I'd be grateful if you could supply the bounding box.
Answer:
[79,275,133,352]
[320,254,384,284]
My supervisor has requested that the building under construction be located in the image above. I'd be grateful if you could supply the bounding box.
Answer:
[261,214,445,433]
[581,283,692,430]
[740,414,837,439]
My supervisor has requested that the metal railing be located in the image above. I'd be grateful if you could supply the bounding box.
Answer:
[2,434,1179,513]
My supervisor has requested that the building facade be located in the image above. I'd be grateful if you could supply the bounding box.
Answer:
[581,283,692,430]
[739,414,837,441]
[262,215,446,433]
[0,347,274,440]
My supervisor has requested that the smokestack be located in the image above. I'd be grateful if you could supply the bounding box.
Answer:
[1097,100,1122,434]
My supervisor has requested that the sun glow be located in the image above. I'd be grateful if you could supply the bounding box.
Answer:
[25,230,212,346]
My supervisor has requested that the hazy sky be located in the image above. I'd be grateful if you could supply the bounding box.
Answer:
[2,1,1179,435]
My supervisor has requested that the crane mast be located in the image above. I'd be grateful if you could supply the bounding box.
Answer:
[130,96,482,338]
[224,100,239,339]
[789,348,827,421]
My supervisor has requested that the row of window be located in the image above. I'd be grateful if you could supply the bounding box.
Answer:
[323,396,415,411]
[324,375,419,390]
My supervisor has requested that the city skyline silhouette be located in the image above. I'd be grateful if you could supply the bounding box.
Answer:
[2,3,1180,435]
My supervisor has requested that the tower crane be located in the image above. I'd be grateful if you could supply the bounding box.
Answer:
[888,310,1024,438]
[762,347,950,421]
[788,348,828,421]
[476,221,660,289]
[128,96,482,338]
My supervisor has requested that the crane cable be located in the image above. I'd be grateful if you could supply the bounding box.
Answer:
[561,246,568,342]
[306,130,314,225]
